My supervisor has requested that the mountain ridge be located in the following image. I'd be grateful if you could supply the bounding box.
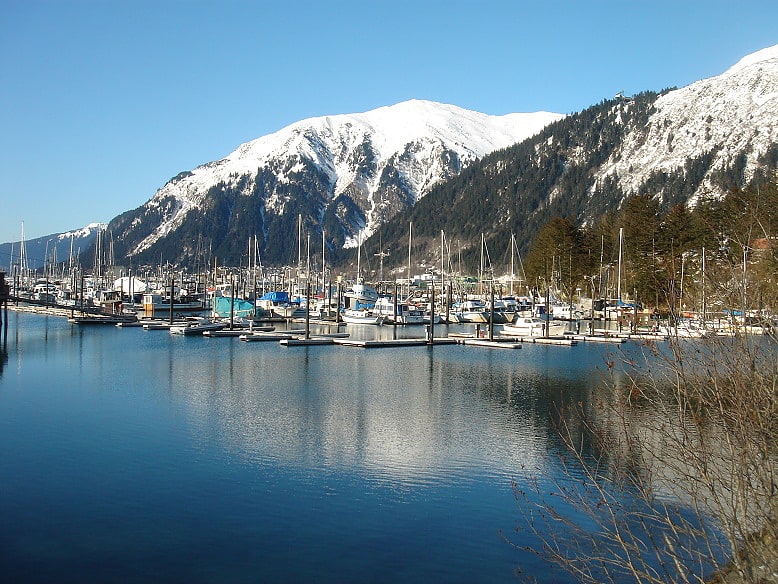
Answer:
[364,44,778,273]
[5,44,778,275]
[111,99,563,264]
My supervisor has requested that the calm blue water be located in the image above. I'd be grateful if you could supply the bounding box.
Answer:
[0,312,622,583]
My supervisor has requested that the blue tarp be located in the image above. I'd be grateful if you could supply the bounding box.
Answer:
[213,296,256,318]
[259,291,291,303]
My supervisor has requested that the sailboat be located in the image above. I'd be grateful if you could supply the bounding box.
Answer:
[342,231,382,324]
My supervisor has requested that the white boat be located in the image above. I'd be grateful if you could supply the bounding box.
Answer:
[551,303,584,321]
[485,300,510,324]
[169,318,227,335]
[341,309,384,325]
[451,300,490,323]
[344,282,379,305]
[658,319,711,338]
[256,291,306,319]
[501,317,567,337]
[373,296,425,324]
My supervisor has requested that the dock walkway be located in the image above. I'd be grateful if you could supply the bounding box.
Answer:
[332,337,457,348]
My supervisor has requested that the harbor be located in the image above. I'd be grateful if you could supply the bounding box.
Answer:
[0,307,641,583]
[2,296,684,350]
[2,266,776,584]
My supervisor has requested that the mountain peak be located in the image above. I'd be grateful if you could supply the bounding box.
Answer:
[725,43,778,75]
[123,101,564,258]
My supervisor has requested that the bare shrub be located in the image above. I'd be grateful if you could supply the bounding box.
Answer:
[510,329,778,583]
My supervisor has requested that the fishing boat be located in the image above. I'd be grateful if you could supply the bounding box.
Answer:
[551,303,585,321]
[256,291,306,319]
[142,292,205,314]
[373,296,425,324]
[501,316,567,337]
[309,296,340,321]
[451,299,490,323]
[344,282,379,305]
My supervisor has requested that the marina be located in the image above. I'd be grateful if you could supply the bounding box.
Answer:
[2,308,616,583]
[2,298,677,349]
[1,278,776,583]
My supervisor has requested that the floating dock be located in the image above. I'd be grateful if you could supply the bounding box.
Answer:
[565,334,627,344]
[204,329,248,337]
[204,325,276,337]
[279,337,336,346]
[143,322,187,330]
[592,328,668,341]
[331,337,457,348]
[68,315,138,325]
[460,339,522,349]
[239,332,298,342]
[498,334,578,345]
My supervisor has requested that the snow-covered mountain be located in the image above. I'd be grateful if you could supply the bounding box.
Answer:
[396,44,778,268]
[1,223,105,272]
[592,44,778,202]
[109,44,778,269]
[110,100,563,265]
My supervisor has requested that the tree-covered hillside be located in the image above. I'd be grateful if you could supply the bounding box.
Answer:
[360,92,778,284]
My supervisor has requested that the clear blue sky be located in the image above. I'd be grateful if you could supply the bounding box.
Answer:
[1,0,776,243]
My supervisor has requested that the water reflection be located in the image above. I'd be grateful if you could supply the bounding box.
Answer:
[0,311,664,582]
[150,335,606,493]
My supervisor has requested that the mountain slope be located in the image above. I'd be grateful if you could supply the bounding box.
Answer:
[596,44,778,200]
[1,223,105,272]
[110,100,563,266]
[368,45,778,274]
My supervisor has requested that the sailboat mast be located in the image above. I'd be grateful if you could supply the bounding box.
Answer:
[356,232,361,284]
[306,233,310,284]
[440,230,445,310]
[598,234,604,299]
[407,221,412,297]
[480,233,485,296]
[701,246,706,322]
[19,221,28,282]
[510,233,515,296]
[617,227,623,302]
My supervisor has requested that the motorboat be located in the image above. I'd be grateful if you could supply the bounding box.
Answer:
[501,316,567,337]
[373,296,425,324]
[341,308,384,325]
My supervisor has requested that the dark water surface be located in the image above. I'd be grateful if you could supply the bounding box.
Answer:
[0,312,619,583]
